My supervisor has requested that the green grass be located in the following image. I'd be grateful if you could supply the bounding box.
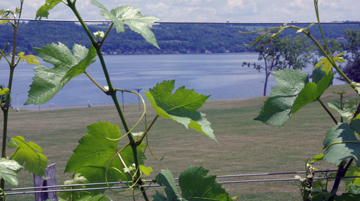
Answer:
[0,84,358,200]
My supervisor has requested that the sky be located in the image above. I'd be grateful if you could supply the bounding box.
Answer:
[1,0,359,23]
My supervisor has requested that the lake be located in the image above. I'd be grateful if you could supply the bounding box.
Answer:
[0,53,345,108]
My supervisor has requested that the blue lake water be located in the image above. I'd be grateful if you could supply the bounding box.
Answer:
[0,53,345,108]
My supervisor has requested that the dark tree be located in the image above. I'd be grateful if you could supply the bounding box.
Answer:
[340,29,360,82]
[243,35,314,96]
[341,57,360,82]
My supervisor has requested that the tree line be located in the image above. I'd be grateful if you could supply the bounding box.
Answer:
[0,22,359,55]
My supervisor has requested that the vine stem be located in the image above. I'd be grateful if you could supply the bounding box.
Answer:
[0,0,23,196]
[328,159,354,201]
[138,115,159,144]
[67,1,97,46]
[318,99,337,125]
[100,23,114,46]
[68,4,148,200]
[84,72,106,93]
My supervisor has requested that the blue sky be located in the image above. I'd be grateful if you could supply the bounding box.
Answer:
[2,0,359,23]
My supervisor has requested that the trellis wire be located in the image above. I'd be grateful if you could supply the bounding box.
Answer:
[3,169,340,192]
[2,176,360,196]
[1,170,358,196]
[0,18,359,25]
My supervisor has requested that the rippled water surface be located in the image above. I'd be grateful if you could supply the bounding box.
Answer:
[0,53,344,108]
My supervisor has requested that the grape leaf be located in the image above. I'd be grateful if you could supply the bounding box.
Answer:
[314,53,345,73]
[139,165,152,176]
[65,122,146,186]
[36,0,62,22]
[312,67,326,84]
[0,87,10,96]
[153,166,232,201]
[350,82,360,95]
[144,80,217,143]
[25,42,96,105]
[255,69,333,127]
[9,136,48,176]
[17,52,40,65]
[344,164,360,192]
[91,0,160,49]
[290,70,334,114]
[322,123,360,166]
[254,69,308,127]
[154,169,180,201]
[0,158,22,186]
[328,103,354,119]
[334,193,360,201]
[351,115,360,134]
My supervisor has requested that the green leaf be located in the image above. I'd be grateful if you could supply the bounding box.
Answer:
[144,80,217,143]
[139,165,152,176]
[351,115,360,135]
[314,53,345,73]
[350,82,360,95]
[290,70,334,114]
[254,69,309,127]
[91,0,160,49]
[0,158,22,186]
[328,103,354,119]
[0,87,10,96]
[65,122,146,186]
[334,193,360,201]
[311,191,332,201]
[17,52,40,65]
[36,0,62,22]
[153,166,232,201]
[322,123,360,166]
[62,45,97,82]
[155,169,180,201]
[153,191,170,201]
[344,164,360,192]
[9,136,47,176]
[25,42,96,105]
[179,166,231,201]
[312,67,326,84]
[347,184,360,194]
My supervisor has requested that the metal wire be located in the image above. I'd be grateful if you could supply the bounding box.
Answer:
[212,169,339,179]
[0,18,359,25]
[3,169,339,192]
[2,176,360,196]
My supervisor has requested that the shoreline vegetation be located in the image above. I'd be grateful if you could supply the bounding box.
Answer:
[0,22,359,55]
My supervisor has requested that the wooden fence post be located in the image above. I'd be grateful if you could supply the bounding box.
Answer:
[33,163,58,201]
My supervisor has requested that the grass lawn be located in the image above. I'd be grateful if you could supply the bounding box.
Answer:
[0,84,358,200]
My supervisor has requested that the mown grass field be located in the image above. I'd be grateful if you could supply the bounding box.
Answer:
[0,84,358,200]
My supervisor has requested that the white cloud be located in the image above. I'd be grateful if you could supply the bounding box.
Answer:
[227,0,244,8]
[146,3,169,12]
[1,0,359,22]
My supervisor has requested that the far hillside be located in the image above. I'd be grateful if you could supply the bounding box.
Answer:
[0,22,359,55]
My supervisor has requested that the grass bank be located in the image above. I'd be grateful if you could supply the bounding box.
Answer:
[0,84,358,200]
